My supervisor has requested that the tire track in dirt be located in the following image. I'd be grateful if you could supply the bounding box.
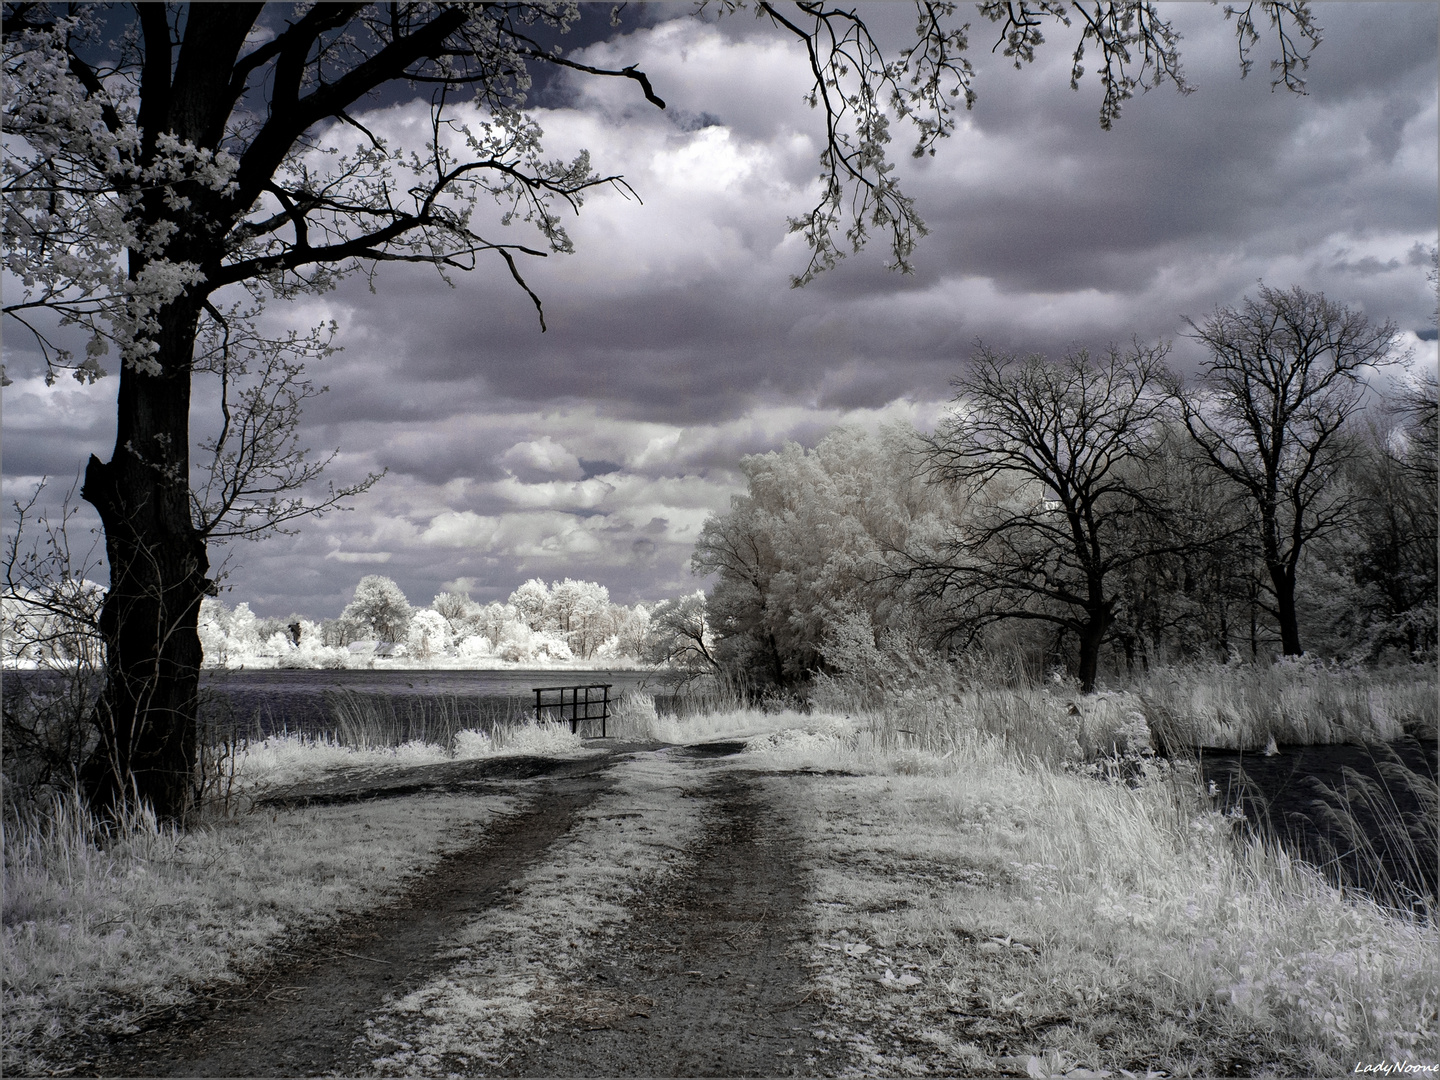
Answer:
[500,759,824,1078]
[87,759,620,1078]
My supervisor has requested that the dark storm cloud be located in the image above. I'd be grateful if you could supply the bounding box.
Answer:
[889,5,1439,298]
[1,376,116,480]
[4,3,1434,618]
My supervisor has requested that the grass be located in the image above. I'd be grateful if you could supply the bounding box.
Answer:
[2,787,513,1076]
[607,687,820,744]
[222,720,588,793]
[739,715,1440,1076]
[1129,660,1437,750]
[324,689,529,750]
[1301,744,1440,917]
[184,700,595,814]
[811,660,1437,764]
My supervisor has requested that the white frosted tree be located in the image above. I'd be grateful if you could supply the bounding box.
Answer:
[603,603,652,661]
[694,425,957,686]
[342,575,412,644]
[432,590,478,632]
[406,608,451,660]
[508,579,551,632]
[475,602,520,647]
[549,578,612,658]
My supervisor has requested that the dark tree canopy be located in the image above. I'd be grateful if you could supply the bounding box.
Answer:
[1177,284,1403,656]
[915,342,1178,692]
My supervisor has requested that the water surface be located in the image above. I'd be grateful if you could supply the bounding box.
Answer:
[196,667,674,735]
[5,666,675,738]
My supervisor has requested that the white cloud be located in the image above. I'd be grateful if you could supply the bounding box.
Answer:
[499,436,584,482]
[420,511,501,549]
[324,550,393,564]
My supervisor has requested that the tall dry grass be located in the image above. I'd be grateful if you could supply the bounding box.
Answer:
[1131,660,1436,750]
[605,687,819,745]
[804,658,1439,909]
[1,784,510,1075]
[1020,764,1438,1069]
[811,680,1156,770]
[1300,744,1439,916]
[741,707,1440,1072]
[323,689,530,749]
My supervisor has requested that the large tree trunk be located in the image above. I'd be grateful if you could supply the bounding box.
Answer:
[1268,561,1303,656]
[1075,620,1106,694]
[1257,497,1303,657]
[1074,574,1114,693]
[81,305,209,820]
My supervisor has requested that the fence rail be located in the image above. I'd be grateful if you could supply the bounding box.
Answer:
[532,683,612,737]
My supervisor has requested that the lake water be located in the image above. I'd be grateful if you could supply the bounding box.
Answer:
[1198,736,1437,910]
[199,667,681,735]
[5,667,681,738]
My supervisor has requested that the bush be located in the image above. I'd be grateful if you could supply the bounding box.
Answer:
[1,670,101,807]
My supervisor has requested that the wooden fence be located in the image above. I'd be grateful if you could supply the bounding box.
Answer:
[532,683,612,737]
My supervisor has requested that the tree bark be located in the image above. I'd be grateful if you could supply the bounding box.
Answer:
[767,632,786,688]
[1268,561,1303,656]
[70,6,260,819]
[81,304,210,819]
[1075,620,1105,694]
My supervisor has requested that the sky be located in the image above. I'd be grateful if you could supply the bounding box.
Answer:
[2,2,1437,619]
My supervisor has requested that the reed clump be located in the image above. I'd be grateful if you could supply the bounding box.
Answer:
[1131,660,1436,750]
[1301,744,1439,917]
[322,689,530,750]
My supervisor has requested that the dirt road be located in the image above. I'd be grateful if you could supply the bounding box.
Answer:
[88,745,824,1078]
[501,766,823,1078]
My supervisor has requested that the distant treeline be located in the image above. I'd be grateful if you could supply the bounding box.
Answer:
[189,575,712,670]
[10,288,1430,693]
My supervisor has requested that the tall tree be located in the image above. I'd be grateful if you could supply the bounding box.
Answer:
[695,425,959,688]
[1,2,1322,815]
[1348,370,1438,659]
[341,574,412,644]
[1176,285,1403,656]
[3,4,646,816]
[915,343,1177,692]
[1106,423,1260,667]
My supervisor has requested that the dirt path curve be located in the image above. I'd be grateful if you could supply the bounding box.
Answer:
[90,758,620,1078]
[501,757,823,1078]
[83,746,824,1079]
